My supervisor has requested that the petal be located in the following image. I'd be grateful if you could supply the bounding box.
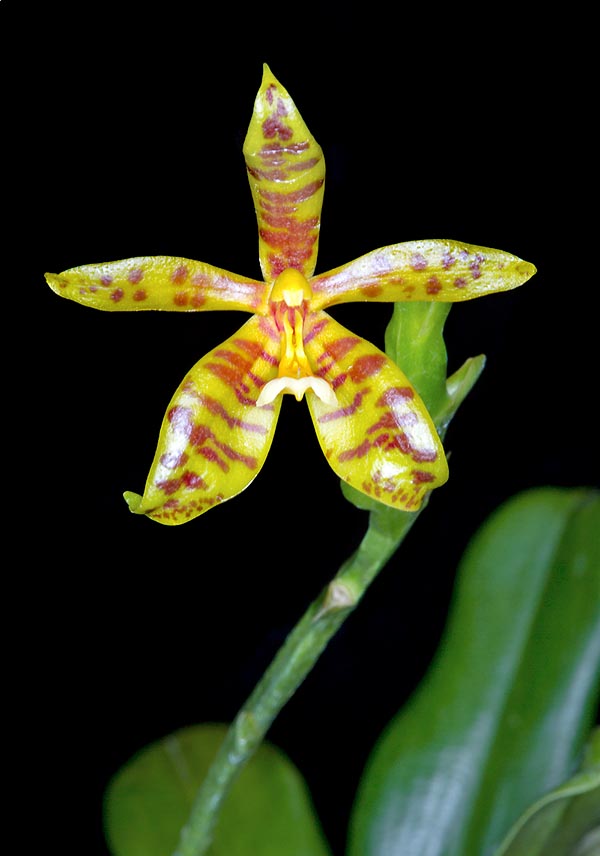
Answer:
[309,239,536,310]
[124,313,282,524]
[45,256,269,313]
[303,311,448,511]
[243,64,325,283]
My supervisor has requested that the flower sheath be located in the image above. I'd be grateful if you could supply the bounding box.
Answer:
[46,65,536,525]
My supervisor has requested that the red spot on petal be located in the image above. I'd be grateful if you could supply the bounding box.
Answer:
[454,277,468,288]
[110,288,124,302]
[426,276,442,294]
[442,250,455,269]
[133,289,147,301]
[100,274,113,285]
[191,293,206,307]
[361,283,383,298]
[128,268,143,283]
[410,253,428,271]
[172,265,188,283]
[174,292,188,306]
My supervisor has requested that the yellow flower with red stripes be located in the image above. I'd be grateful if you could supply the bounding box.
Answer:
[46,66,535,525]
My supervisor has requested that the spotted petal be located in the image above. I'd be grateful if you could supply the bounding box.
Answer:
[243,64,325,283]
[45,256,269,313]
[124,314,282,525]
[309,239,536,311]
[303,311,448,511]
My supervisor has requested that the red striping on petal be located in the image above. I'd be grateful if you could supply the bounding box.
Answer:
[234,337,278,365]
[349,354,386,383]
[316,336,360,364]
[258,316,281,343]
[157,477,183,495]
[412,448,438,462]
[338,439,371,462]
[259,141,309,157]
[213,438,257,469]
[287,156,321,172]
[412,470,436,484]
[303,317,330,344]
[260,226,318,253]
[190,424,213,446]
[160,451,189,469]
[196,394,268,434]
[262,212,319,230]
[377,386,415,408]
[331,372,349,389]
[259,179,324,205]
[206,361,249,393]
[167,405,193,435]
[319,390,369,422]
[367,412,397,434]
[262,115,293,140]
[214,349,253,372]
[199,446,229,472]
[181,470,207,489]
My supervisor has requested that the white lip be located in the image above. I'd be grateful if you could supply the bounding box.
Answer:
[256,376,338,407]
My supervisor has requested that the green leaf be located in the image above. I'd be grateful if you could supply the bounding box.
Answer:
[348,487,600,856]
[494,728,600,856]
[104,723,331,856]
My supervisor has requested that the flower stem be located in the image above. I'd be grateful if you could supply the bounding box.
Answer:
[173,509,419,856]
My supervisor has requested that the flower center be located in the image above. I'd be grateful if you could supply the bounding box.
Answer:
[256,268,337,408]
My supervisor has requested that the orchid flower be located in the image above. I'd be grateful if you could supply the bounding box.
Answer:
[46,65,535,525]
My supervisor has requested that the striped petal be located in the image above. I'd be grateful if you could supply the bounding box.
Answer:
[243,64,325,283]
[309,239,536,311]
[303,311,448,511]
[124,314,282,525]
[45,256,269,313]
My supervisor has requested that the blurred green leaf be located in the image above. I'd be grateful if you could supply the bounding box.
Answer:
[104,723,331,856]
[348,487,600,856]
[494,728,600,856]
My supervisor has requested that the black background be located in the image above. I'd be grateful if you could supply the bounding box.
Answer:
[5,2,597,854]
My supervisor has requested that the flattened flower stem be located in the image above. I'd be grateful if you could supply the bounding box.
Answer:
[173,510,419,856]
